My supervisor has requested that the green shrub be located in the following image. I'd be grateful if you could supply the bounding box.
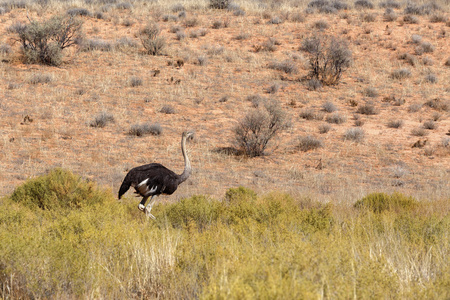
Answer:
[10,168,109,211]
[354,192,418,213]
[159,195,222,230]
[12,15,82,66]
[225,186,257,203]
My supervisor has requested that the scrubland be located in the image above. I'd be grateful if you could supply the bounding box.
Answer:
[1,169,449,299]
[0,0,449,298]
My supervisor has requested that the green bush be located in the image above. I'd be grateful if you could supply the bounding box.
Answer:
[10,168,110,211]
[1,180,448,299]
[12,15,82,66]
[354,192,418,213]
[159,195,223,230]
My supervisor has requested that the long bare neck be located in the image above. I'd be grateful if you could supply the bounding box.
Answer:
[178,135,191,183]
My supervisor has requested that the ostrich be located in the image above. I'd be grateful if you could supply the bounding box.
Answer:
[118,131,194,219]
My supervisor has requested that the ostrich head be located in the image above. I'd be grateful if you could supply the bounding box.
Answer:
[182,130,195,141]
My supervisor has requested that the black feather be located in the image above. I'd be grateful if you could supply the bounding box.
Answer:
[118,163,182,199]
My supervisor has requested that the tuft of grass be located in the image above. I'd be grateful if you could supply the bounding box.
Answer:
[300,109,323,121]
[357,102,378,115]
[128,123,162,136]
[66,8,90,17]
[129,76,143,87]
[297,136,323,152]
[383,8,397,21]
[390,68,411,80]
[411,127,427,137]
[318,123,331,134]
[159,105,176,114]
[343,127,364,142]
[387,119,403,128]
[326,112,347,124]
[364,87,378,98]
[322,101,337,113]
[422,120,437,130]
[90,112,115,128]
[354,0,374,9]
[267,59,298,74]
[28,73,53,84]
[209,0,231,9]
[424,98,449,112]
[424,73,437,84]
[80,38,114,52]
[307,78,322,90]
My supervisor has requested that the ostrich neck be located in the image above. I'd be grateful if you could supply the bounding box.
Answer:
[178,136,191,183]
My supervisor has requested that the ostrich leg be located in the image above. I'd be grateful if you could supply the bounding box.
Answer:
[145,195,158,220]
[138,196,149,211]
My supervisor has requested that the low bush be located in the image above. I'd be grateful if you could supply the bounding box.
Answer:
[10,168,109,210]
[139,22,165,55]
[11,15,82,66]
[343,127,364,142]
[354,192,418,213]
[234,100,289,157]
[0,180,448,299]
[90,112,114,128]
[297,136,323,152]
[128,123,162,136]
[301,34,352,85]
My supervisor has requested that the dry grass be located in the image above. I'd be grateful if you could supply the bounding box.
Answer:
[0,0,448,235]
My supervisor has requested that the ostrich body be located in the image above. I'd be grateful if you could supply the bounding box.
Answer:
[118,131,193,219]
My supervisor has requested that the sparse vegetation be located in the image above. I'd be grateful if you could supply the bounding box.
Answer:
[1,3,450,298]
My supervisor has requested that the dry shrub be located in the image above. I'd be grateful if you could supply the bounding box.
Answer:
[343,127,364,142]
[90,112,115,128]
[12,15,82,66]
[301,34,352,85]
[139,22,165,55]
[129,123,162,136]
[297,136,323,152]
[234,100,289,157]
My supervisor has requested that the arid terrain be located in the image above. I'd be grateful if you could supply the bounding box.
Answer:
[0,0,449,205]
